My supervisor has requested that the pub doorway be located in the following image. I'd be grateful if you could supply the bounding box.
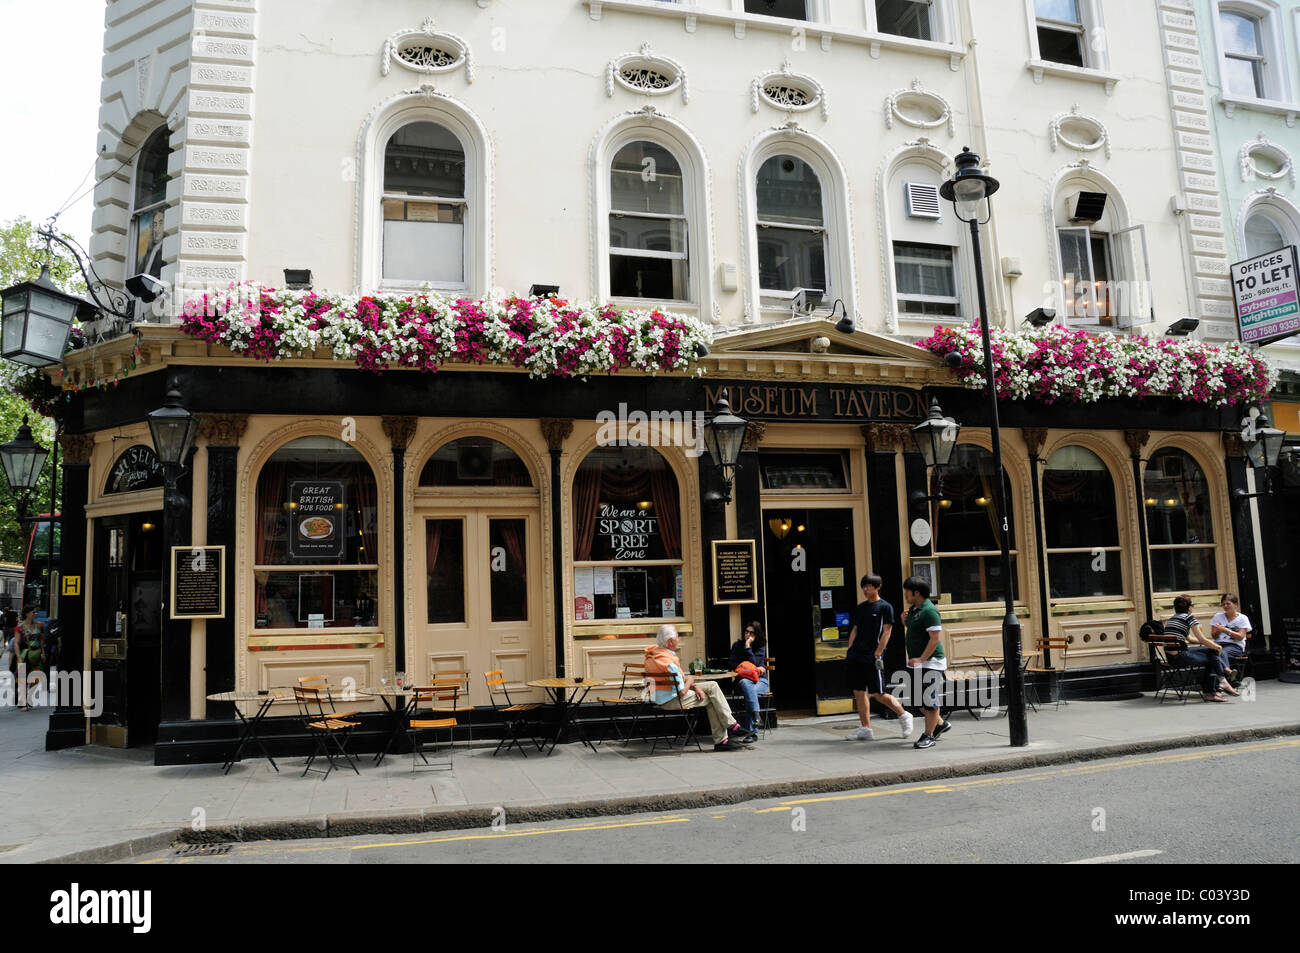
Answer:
[762,507,859,714]
[90,511,164,747]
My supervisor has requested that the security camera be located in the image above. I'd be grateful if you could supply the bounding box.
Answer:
[126,273,167,303]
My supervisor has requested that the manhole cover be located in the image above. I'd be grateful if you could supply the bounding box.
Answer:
[173,843,232,856]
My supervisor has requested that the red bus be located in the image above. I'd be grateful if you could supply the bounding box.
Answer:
[21,515,60,617]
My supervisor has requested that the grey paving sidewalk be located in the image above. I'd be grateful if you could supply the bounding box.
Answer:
[1,682,1296,863]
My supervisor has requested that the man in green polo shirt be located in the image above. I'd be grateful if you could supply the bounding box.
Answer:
[901,575,950,750]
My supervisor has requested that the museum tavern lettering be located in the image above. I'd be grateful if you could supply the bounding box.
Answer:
[703,384,923,421]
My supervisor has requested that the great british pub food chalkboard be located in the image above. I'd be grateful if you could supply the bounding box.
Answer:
[712,539,757,605]
[170,546,225,620]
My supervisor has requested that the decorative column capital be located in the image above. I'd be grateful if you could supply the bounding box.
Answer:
[1021,427,1048,457]
[861,423,909,452]
[58,433,96,466]
[196,414,249,447]
[1221,430,1244,457]
[540,418,574,451]
[1123,430,1149,457]
[741,421,767,451]
[382,416,418,452]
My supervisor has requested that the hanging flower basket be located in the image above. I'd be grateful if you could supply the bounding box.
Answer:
[178,283,712,378]
[915,323,1274,407]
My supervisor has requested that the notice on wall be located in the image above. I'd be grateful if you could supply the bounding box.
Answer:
[574,567,595,620]
[820,589,834,608]
[819,567,844,588]
[1284,616,1300,679]
[1231,246,1300,345]
[712,539,757,605]
[288,480,346,559]
[820,626,841,642]
[169,546,225,620]
[593,566,614,596]
[597,503,660,560]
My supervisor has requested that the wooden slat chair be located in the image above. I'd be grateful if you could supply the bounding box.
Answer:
[483,670,543,757]
[1026,638,1069,710]
[297,674,359,720]
[1139,621,1200,704]
[293,685,361,779]
[406,685,459,772]
[642,669,702,754]
[595,663,650,744]
[429,669,479,749]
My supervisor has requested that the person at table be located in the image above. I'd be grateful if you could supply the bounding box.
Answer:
[1164,594,1234,701]
[646,625,755,751]
[1209,594,1251,688]
[728,621,769,734]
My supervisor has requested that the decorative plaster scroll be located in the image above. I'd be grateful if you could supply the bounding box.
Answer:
[1049,104,1111,159]
[382,17,474,82]
[1239,133,1295,188]
[606,42,688,104]
[884,79,953,136]
[751,61,828,122]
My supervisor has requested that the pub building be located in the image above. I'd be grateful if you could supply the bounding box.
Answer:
[40,316,1265,758]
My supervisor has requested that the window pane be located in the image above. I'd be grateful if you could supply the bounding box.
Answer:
[1245,213,1286,258]
[1143,449,1215,545]
[384,122,465,198]
[575,565,683,620]
[134,128,170,209]
[758,226,826,292]
[608,215,686,254]
[254,570,377,629]
[1038,25,1084,66]
[573,446,681,561]
[1048,551,1123,598]
[876,0,933,40]
[894,243,957,297]
[745,0,806,18]
[610,254,689,300]
[610,141,684,215]
[1222,55,1264,98]
[382,219,464,283]
[1044,447,1119,547]
[1150,548,1217,593]
[757,156,824,226]
[1035,0,1080,23]
[934,445,1015,553]
[419,437,533,487]
[426,519,465,624]
[489,519,527,623]
[133,207,165,277]
[1220,12,1261,55]
[760,452,849,490]
[934,554,1018,604]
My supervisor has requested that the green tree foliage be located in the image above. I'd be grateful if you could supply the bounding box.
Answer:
[0,217,80,563]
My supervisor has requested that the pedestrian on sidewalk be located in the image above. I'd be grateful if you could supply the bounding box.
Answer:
[728,621,769,734]
[845,573,913,741]
[15,606,45,710]
[1164,595,1233,701]
[1208,594,1250,690]
[901,577,950,750]
[646,625,754,752]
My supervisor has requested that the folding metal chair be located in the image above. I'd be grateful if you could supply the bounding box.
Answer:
[1139,621,1199,704]
[643,670,702,754]
[1026,638,1069,709]
[430,669,479,749]
[483,670,543,756]
[294,685,361,779]
[406,685,458,772]
[595,663,650,744]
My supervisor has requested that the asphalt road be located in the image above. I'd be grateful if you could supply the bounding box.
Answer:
[134,738,1299,864]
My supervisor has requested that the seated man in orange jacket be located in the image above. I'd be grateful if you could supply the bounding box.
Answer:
[644,625,755,751]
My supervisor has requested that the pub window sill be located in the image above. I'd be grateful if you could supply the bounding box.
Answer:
[1218,94,1300,126]
[1026,59,1118,95]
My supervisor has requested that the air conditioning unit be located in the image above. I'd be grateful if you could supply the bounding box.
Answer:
[456,439,495,480]
[1069,191,1108,224]
[905,181,942,220]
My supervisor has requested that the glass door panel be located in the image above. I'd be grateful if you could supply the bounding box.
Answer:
[426,519,466,624]
[489,518,527,623]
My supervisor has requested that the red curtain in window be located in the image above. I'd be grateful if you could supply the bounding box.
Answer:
[572,464,602,561]
[648,461,681,559]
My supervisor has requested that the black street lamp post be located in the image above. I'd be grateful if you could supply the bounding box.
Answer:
[0,415,60,614]
[702,391,748,507]
[940,146,1028,747]
[1235,408,1288,501]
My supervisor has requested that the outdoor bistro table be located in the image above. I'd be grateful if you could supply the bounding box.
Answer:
[526,677,606,755]
[359,686,415,766]
[206,689,295,774]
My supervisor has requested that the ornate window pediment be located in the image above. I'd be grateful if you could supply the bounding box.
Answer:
[1240,133,1295,187]
[607,43,688,103]
[382,18,473,82]
[1050,105,1111,158]
[752,62,827,120]
[884,79,953,136]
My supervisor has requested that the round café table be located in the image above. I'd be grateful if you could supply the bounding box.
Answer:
[205,688,295,774]
[357,686,415,765]
[526,677,606,754]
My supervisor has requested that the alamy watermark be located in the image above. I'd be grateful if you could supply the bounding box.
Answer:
[595,403,706,456]
[1,667,104,716]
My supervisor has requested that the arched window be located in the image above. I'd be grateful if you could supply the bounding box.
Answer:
[887,157,968,323]
[419,437,533,486]
[254,437,379,630]
[129,127,170,282]
[756,154,827,297]
[608,141,688,301]
[1240,194,1300,259]
[381,121,467,287]
[572,445,682,622]
[1043,446,1122,598]
[1052,170,1150,329]
[1143,448,1217,592]
[933,445,1017,604]
[1244,210,1286,257]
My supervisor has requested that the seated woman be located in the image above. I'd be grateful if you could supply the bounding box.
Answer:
[728,621,769,734]
[1209,594,1251,688]
[1164,595,1233,701]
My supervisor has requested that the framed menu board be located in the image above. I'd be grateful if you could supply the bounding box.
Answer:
[287,480,346,560]
[712,539,757,605]
[170,546,225,620]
